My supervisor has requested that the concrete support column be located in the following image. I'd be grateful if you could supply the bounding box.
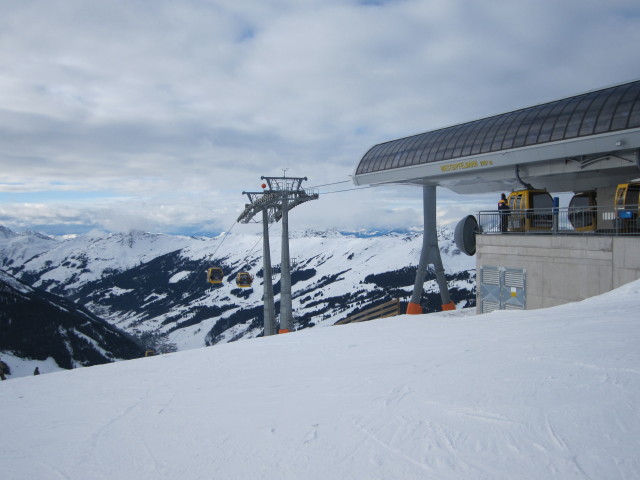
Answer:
[261,209,276,336]
[407,185,455,314]
[279,194,292,333]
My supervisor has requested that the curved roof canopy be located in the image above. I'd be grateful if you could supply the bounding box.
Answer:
[353,80,640,194]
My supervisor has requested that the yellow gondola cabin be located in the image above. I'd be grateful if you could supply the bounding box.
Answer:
[236,272,253,288]
[568,191,597,232]
[615,182,640,232]
[507,189,554,232]
[207,267,224,284]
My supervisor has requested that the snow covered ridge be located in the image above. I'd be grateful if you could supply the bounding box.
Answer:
[1,280,639,480]
[0,225,475,352]
[0,268,31,294]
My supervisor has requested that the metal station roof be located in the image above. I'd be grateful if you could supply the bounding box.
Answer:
[353,80,640,193]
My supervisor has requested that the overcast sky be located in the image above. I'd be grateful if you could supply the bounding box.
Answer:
[1,0,639,236]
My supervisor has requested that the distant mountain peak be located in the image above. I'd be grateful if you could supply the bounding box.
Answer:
[0,226,18,239]
[23,230,54,241]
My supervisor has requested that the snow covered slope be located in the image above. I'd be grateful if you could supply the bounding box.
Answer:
[1,280,638,479]
[0,226,475,352]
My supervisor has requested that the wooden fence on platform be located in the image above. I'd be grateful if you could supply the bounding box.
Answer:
[334,298,401,326]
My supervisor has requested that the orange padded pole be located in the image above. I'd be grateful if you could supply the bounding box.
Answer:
[406,302,423,315]
[441,301,456,311]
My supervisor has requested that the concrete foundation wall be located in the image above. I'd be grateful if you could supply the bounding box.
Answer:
[476,235,640,311]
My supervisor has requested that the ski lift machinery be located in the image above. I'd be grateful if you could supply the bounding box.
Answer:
[235,175,319,335]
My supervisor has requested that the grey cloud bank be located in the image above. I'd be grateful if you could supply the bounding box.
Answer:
[1,0,639,235]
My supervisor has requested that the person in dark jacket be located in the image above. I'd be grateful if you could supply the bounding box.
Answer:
[498,193,510,233]
[0,359,10,381]
[34,367,40,375]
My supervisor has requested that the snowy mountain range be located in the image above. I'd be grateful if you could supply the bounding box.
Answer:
[0,225,475,357]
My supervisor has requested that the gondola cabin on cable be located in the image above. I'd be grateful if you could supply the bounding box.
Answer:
[506,189,554,232]
[568,191,597,232]
[236,271,253,288]
[614,182,640,232]
[206,267,224,284]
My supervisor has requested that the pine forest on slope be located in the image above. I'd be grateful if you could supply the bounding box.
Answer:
[0,270,141,369]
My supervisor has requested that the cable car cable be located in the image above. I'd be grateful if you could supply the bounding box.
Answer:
[240,234,263,268]
[189,219,238,289]
[306,179,352,188]
[209,220,238,260]
[235,223,274,288]
[319,185,377,195]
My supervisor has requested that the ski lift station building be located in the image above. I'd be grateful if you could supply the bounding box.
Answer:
[353,80,640,313]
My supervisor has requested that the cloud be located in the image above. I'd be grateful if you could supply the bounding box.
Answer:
[1,0,639,234]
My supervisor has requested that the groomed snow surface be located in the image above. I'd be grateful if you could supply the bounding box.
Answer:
[2,281,640,480]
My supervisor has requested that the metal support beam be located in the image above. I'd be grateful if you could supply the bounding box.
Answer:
[261,209,276,336]
[407,185,455,314]
[279,193,292,333]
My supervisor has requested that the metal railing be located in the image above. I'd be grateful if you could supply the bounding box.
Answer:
[477,204,640,236]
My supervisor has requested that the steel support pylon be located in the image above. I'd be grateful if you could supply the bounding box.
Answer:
[407,185,455,314]
[279,193,292,333]
[261,209,276,336]
[237,175,319,334]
